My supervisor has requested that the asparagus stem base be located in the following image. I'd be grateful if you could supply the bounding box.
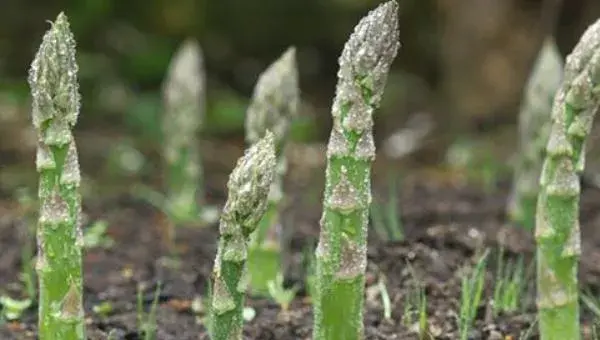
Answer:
[537,249,580,340]
[313,271,364,340]
[37,144,85,340]
[210,261,245,340]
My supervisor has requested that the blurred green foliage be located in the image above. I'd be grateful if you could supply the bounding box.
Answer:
[0,0,432,143]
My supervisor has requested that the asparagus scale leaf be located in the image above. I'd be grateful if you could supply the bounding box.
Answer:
[313,2,400,339]
[28,12,86,340]
[536,18,600,340]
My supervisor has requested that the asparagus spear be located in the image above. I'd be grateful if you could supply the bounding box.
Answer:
[209,132,277,340]
[313,2,400,339]
[508,38,563,230]
[162,38,205,223]
[28,12,86,340]
[245,47,299,295]
[536,18,600,340]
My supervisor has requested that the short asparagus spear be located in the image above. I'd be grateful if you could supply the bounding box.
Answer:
[162,38,205,223]
[508,38,563,230]
[28,12,86,340]
[536,19,600,340]
[245,47,299,295]
[313,2,400,339]
[209,132,277,340]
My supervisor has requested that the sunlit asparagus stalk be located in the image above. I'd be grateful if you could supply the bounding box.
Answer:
[313,2,400,339]
[508,38,563,230]
[161,38,205,223]
[28,12,85,340]
[536,19,600,340]
[245,47,299,295]
[209,132,276,340]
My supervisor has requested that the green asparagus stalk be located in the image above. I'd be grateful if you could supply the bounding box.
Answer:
[536,19,600,340]
[27,12,85,340]
[162,38,205,223]
[209,132,277,340]
[313,2,400,339]
[508,38,563,230]
[245,47,299,295]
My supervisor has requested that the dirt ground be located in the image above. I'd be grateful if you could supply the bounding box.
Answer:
[2,148,600,340]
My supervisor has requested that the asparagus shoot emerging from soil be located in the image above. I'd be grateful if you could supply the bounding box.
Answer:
[161,38,205,223]
[313,2,400,339]
[209,132,277,340]
[28,12,85,340]
[508,38,563,230]
[536,18,600,340]
[245,47,299,295]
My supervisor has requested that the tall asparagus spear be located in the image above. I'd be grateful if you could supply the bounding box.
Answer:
[245,47,299,295]
[508,38,563,230]
[162,38,205,223]
[536,19,600,340]
[209,132,277,340]
[28,12,85,340]
[313,2,400,339]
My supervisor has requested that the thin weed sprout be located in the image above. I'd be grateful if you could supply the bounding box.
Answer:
[0,296,32,321]
[92,300,114,319]
[19,252,36,303]
[581,287,600,320]
[582,289,600,340]
[492,246,526,316]
[136,282,162,340]
[82,220,114,249]
[519,316,538,340]
[370,173,404,242]
[458,249,489,340]
[301,240,317,300]
[402,261,429,339]
[266,273,299,312]
[376,274,392,321]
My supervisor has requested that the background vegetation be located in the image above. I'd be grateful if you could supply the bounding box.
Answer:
[1,0,600,188]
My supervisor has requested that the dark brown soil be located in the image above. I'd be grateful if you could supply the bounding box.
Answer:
[3,159,600,340]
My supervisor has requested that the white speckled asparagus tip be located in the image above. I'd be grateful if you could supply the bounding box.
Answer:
[28,12,86,340]
[535,17,600,340]
[245,46,300,295]
[508,38,563,230]
[313,1,400,340]
[162,38,206,222]
[209,132,277,340]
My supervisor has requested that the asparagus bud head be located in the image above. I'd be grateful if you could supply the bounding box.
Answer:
[222,131,277,234]
[245,47,299,146]
[29,12,80,147]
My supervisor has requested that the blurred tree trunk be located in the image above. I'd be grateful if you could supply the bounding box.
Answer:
[437,0,563,138]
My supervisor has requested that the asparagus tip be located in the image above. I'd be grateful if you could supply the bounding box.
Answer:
[163,38,204,108]
[28,11,80,135]
[225,131,277,234]
[339,0,400,82]
[245,46,300,144]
